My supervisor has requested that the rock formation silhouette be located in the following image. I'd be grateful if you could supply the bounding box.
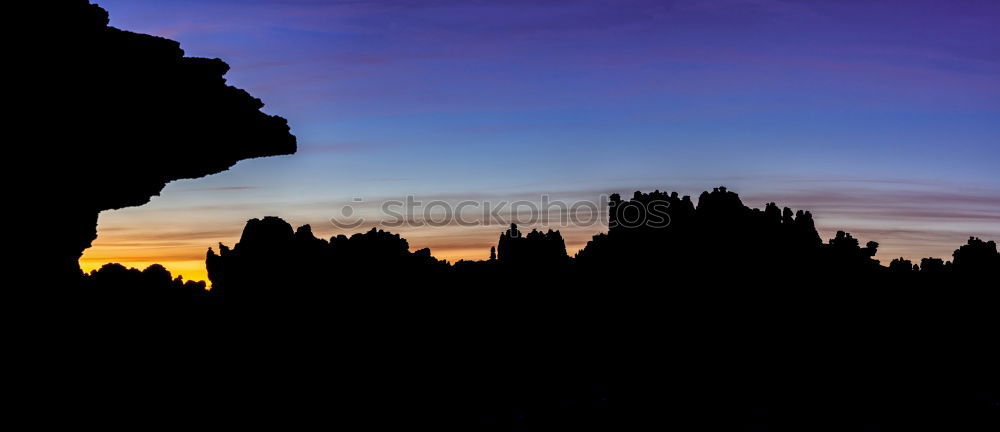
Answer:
[497,224,569,268]
[188,188,998,429]
[953,237,1000,274]
[79,263,214,305]
[15,1,296,288]
[206,217,449,302]
[199,186,997,303]
[574,187,885,275]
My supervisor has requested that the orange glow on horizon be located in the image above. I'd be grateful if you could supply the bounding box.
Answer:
[79,257,211,287]
[82,194,990,288]
[81,224,970,286]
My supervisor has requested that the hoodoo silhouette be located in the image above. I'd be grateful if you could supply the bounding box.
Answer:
[186,186,998,429]
[497,224,569,268]
[194,186,999,303]
[576,187,886,275]
[206,217,449,301]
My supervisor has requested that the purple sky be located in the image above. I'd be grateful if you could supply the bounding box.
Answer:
[82,0,1000,281]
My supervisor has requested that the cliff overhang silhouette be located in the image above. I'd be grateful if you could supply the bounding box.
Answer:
[22,1,296,284]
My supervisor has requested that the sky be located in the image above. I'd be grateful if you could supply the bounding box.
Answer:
[81,0,1000,283]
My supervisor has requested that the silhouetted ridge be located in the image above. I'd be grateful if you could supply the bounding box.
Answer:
[199,187,998,302]
[15,1,296,287]
[76,187,999,428]
[207,218,449,301]
[79,263,214,305]
[953,237,1000,274]
[574,186,878,274]
[497,224,569,268]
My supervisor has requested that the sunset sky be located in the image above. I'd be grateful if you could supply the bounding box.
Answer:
[82,0,1000,283]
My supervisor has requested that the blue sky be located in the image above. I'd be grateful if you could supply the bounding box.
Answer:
[82,0,1000,281]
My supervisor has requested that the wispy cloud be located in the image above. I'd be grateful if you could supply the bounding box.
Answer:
[175,186,261,192]
[298,141,393,154]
